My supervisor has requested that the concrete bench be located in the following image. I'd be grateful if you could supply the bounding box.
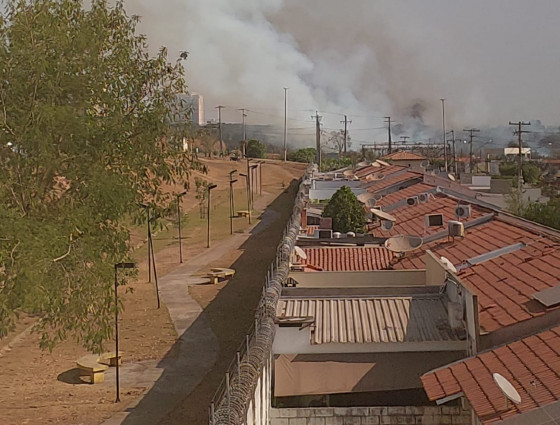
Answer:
[207,268,236,284]
[76,354,108,384]
[98,350,123,367]
[237,210,251,218]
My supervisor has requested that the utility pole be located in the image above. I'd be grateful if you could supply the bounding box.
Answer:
[238,108,247,156]
[216,105,225,157]
[447,129,456,174]
[463,128,480,174]
[400,136,410,144]
[441,99,448,172]
[384,117,393,154]
[509,121,531,192]
[340,115,352,154]
[312,111,322,170]
[283,88,288,161]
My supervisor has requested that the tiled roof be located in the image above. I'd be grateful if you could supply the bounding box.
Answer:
[376,183,435,208]
[302,247,392,271]
[365,171,423,193]
[376,195,490,238]
[305,225,319,236]
[355,164,406,179]
[421,326,560,424]
[394,217,560,333]
[277,296,462,344]
[382,151,427,161]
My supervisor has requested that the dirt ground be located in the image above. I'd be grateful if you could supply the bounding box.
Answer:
[0,158,305,425]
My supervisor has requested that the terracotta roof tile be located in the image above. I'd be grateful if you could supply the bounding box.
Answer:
[302,247,392,271]
[422,325,560,423]
[381,151,427,161]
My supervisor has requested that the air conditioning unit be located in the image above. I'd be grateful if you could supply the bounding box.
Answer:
[425,214,444,228]
[448,220,465,238]
[406,196,419,206]
[418,193,430,203]
[318,229,333,239]
[381,220,394,231]
[455,205,471,219]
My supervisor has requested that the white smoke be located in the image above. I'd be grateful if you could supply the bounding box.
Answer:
[123,0,560,147]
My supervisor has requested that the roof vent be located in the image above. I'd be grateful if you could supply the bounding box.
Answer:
[418,193,430,203]
[406,196,419,206]
[346,231,356,237]
[333,231,342,239]
[380,220,394,231]
[455,204,471,219]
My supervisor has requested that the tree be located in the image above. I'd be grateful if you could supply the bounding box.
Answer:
[246,139,266,158]
[322,186,366,233]
[287,148,316,163]
[327,130,347,156]
[0,0,199,351]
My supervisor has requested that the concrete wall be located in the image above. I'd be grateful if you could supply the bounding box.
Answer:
[309,188,367,201]
[270,406,471,425]
[314,180,363,189]
[289,270,426,288]
[245,358,272,425]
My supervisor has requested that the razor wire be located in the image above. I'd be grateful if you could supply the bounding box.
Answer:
[209,165,313,425]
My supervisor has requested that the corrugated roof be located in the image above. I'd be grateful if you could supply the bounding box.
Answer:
[422,326,560,424]
[302,247,392,271]
[365,171,423,193]
[277,296,461,344]
[382,151,427,161]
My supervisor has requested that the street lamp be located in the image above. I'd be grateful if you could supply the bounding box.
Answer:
[175,191,187,263]
[257,161,264,196]
[114,262,136,403]
[228,171,238,235]
[250,164,258,205]
[207,184,218,248]
[239,173,251,224]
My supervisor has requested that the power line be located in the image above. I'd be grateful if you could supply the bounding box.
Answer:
[463,128,480,173]
[384,117,393,154]
[509,121,531,192]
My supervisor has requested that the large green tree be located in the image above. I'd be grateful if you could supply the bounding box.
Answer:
[322,186,366,233]
[0,0,198,351]
[246,139,266,158]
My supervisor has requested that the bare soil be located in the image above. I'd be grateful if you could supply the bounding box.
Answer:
[0,158,304,425]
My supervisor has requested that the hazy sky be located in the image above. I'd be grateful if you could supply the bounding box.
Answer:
[126,0,560,144]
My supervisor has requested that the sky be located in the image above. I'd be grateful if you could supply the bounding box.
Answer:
[125,0,560,146]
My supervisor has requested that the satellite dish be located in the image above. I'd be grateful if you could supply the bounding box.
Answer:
[357,193,375,203]
[370,208,397,222]
[366,198,377,208]
[374,194,383,201]
[294,246,307,260]
[440,256,457,274]
[376,159,390,166]
[384,235,423,253]
[493,373,521,407]
[448,173,456,182]
[357,161,369,168]
[372,162,382,168]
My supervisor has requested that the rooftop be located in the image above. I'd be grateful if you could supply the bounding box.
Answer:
[302,247,392,271]
[381,151,427,161]
[422,325,560,424]
[277,295,462,345]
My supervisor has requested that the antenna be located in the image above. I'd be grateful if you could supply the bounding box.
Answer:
[493,373,521,410]
[294,246,307,261]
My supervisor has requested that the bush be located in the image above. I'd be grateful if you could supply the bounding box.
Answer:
[322,186,366,233]
[246,139,266,158]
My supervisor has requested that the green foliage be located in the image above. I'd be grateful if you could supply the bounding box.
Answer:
[322,186,366,233]
[518,198,560,230]
[500,163,541,184]
[288,148,316,163]
[246,139,266,158]
[0,0,200,351]
[321,156,353,172]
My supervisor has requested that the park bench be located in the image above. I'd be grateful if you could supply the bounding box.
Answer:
[98,350,123,367]
[237,210,251,218]
[206,268,236,285]
[76,354,108,384]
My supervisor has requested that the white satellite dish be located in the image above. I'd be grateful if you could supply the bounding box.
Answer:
[357,161,369,168]
[440,256,457,274]
[384,235,423,253]
[448,173,456,182]
[294,246,307,260]
[372,161,382,168]
[357,193,376,203]
[370,208,397,222]
[376,159,390,166]
[493,373,521,407]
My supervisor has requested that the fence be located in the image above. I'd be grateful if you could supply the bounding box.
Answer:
[209,166,312,425]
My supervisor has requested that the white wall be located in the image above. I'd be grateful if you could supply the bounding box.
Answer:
[309,188,367,201]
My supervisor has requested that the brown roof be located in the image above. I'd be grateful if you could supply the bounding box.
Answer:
[277,296,462,344]
[365,171,423,193]
[376,183,435,208]
[302,247,392,271]
[421,326,560,424]
[355,164,406,179]
[382,151,427,161]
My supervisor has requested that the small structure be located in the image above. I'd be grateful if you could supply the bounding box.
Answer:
[381,151,428,172]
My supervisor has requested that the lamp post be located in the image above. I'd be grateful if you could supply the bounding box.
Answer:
[250,164,258,205]
[114,262,136,403]
[207,184,218,248]
[229,172,238,235]
[175,192,187,263]
[257,161,264,196]
[239,173,251,224]
[139,204,151,283]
